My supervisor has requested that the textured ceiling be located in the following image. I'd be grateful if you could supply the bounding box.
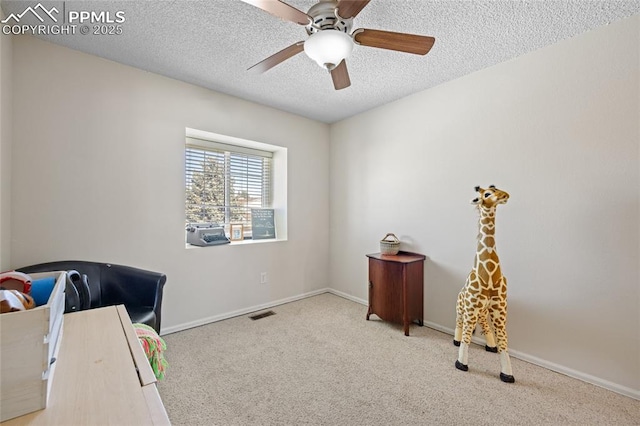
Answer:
[2,0,639,123]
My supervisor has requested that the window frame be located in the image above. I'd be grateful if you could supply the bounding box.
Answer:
[184,129,287,246]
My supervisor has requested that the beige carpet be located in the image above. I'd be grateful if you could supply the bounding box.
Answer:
[157,293,639,425]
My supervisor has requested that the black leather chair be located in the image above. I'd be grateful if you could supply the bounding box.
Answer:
[17,261,166,333]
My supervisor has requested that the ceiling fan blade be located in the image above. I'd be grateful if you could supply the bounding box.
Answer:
[248,41,305,73]
[353,29,435,55]
[336,0,371,19]
[241,0,311,25]
[331,60,351,90]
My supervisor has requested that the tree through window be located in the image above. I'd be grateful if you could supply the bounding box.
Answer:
[185,139,272,235]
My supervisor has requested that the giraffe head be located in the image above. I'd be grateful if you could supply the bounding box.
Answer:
[471,185,509,208]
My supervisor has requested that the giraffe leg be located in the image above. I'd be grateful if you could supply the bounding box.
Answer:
[456,342,470,371]
[453,290,465,346]
[456,302,482,371]
[478,310,497,352]
[499,351,514,383]
[489,298,515,383]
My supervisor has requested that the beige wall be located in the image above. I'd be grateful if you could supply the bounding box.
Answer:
[329,15,639,396]
[10,37,330,333]
[0,27,11,271]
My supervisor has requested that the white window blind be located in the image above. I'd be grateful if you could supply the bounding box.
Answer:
[185,138,272,231]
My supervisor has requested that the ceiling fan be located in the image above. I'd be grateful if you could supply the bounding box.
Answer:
[242,0,435,90]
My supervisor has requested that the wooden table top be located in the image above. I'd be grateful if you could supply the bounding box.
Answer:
[367,251,426,263]
[2,306,169,425]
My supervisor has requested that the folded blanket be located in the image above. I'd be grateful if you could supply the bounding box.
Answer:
[133,323,168,380]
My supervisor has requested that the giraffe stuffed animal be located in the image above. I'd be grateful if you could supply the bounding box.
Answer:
[454,185,515,383]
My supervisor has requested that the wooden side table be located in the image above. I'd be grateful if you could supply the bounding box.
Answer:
[366,251,426,336]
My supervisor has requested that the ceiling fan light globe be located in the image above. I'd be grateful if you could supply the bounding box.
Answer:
[304,30,353,70]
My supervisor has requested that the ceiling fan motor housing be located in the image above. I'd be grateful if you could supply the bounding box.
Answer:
[305,0,353,35]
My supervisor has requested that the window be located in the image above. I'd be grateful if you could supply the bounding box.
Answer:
[185,137,273,238]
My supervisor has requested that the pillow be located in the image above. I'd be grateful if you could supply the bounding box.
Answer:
[31,277,56,306]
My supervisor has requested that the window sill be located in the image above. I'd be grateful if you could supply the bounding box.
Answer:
[185,238,287,249]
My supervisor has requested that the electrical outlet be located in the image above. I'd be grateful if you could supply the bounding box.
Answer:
[260,272,268,284]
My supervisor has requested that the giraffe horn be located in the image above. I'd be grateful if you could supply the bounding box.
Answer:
[474,186,481,192]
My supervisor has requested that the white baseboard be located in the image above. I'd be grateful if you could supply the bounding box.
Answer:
[327,288,367,306]
[423,320,640,401]
[160,289,638,400]
[160,288,330,336]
